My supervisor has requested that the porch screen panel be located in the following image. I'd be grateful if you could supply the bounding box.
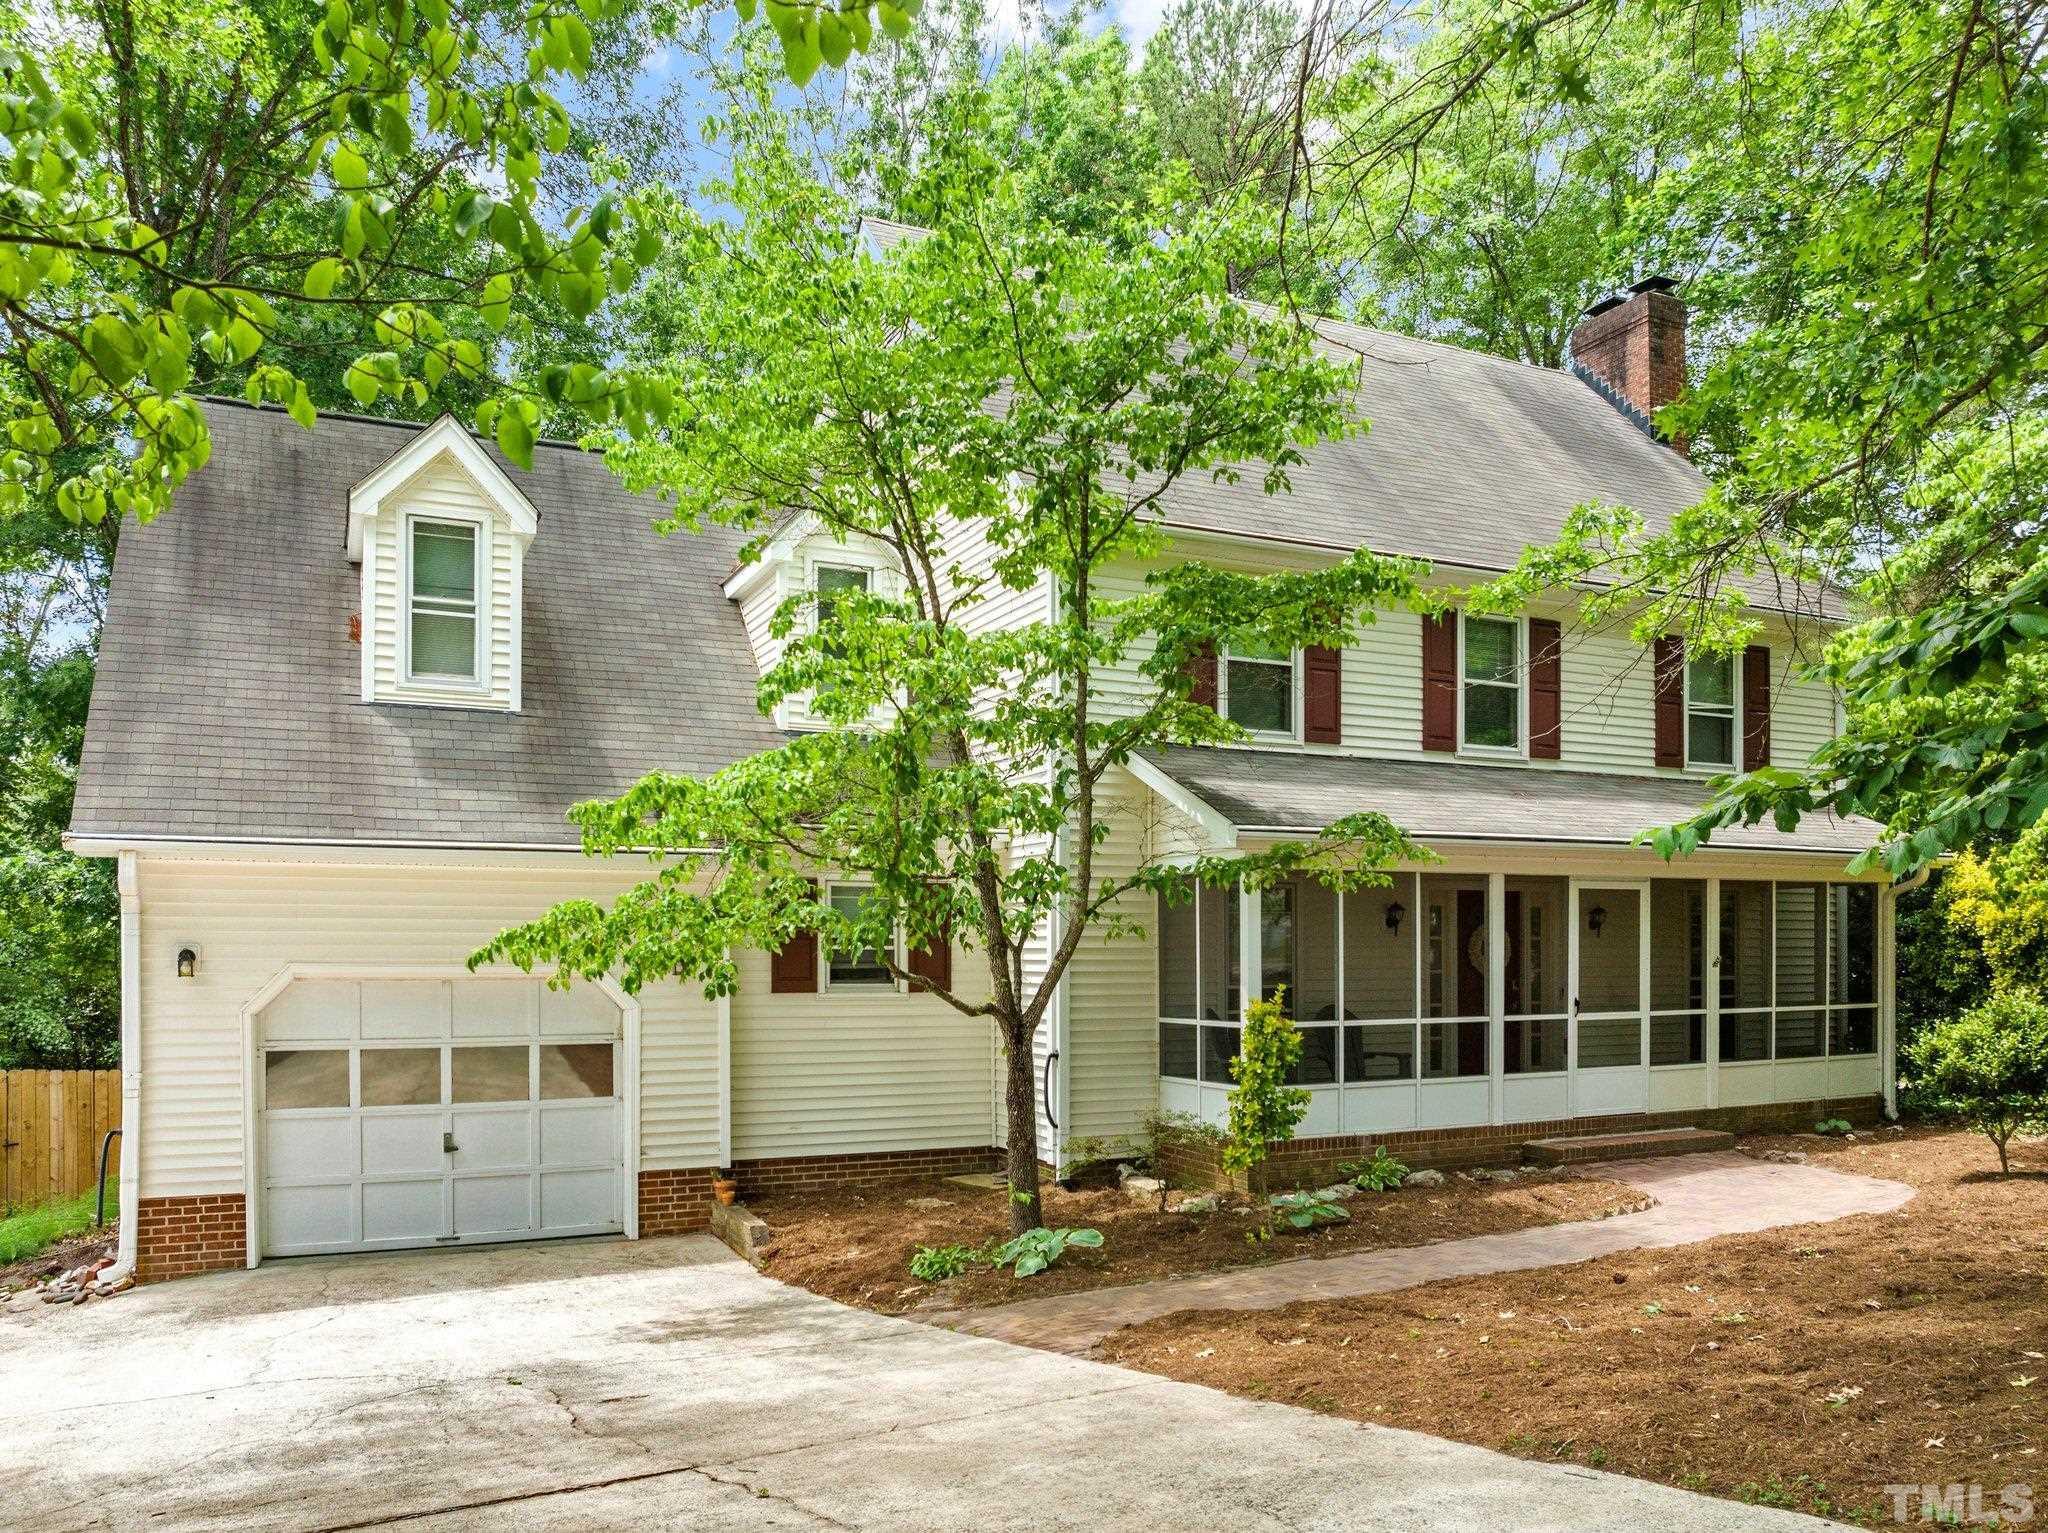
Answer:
[1293,879,1339,1022]
[1503,877,1567,1074]
[1342,876,1415,1020]
[1261,882,1295,1011]
[1576,888,1642,1068]
[1773,883,1826,1058]
[1649,881,1706,1065]
[1196,880,1239,1022]
[1420,874,1488,1079]
[1157,893,1197,1018]
[1828,884,1878,1055]
[1719,881,1773,1062]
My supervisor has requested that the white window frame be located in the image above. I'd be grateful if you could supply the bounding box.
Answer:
[1218,643,1300,742]
[1457,612,1526,758]
[821,880,901,992]
[809,560,873,645]
[402,513,486,689]
[1683,649,1741,773]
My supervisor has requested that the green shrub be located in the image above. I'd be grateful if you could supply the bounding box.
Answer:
[1341,1145,1410,1192]
[1223,989,1311,1222]
[907,1243,981,1281]
[1268,1189,1350,1230]
[990,1226,1103,1278]
[1903,990,2048,1173]
[1814,1117,1853,1136]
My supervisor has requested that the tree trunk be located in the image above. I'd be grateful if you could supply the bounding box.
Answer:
[1003,1021,1044,1236]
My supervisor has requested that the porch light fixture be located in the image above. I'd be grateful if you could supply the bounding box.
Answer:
[1385,901,1405,933]
[1587,905,1607,937]
[176,947,198,978]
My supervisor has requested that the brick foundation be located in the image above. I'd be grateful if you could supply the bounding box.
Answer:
[638,1167,718,1235]
[733,1144,1002,1199]
[1159,1096,1886,1191]
[136,1194,247,1283]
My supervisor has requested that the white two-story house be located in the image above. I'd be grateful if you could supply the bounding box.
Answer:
[70,243,1893,1283]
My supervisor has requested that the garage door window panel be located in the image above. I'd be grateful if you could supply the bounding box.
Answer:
[266,1049,351,1109]
[539,1043,613,1099]
[453,1045,531,1103]
[361,1047,443,1107]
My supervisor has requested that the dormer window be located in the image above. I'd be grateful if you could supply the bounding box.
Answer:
[408,519,480,682]
[814,564,869,655]
[347,414,538,713]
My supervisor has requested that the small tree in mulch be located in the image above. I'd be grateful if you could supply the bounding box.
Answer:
[1223,989,1312,1227]
[1903,990,2048,1174]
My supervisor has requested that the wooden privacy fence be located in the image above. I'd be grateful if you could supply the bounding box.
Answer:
[1,1070,123,1216]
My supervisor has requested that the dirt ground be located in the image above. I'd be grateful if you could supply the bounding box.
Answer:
[752,1168,1650,1315]
[1100,1128,2048,1526]
[0,1229,115,1295]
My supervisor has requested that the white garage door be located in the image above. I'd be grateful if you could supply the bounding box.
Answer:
[257,977,625,1258]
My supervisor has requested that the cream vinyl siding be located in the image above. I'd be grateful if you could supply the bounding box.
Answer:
[132,858,718,1199]
[364,462,522,710]
[727,941,995,1160]
[1060,771,1163,1146]
[1085,549,1841,777]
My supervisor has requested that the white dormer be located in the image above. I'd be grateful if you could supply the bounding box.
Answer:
[347,415,538,712]
[723,514,900,731]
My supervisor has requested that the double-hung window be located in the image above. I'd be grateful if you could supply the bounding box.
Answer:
[825,882,894,988]
[1223,640,1294,736]
[813,565,869,657]
[1460,615,1520,750]
[408,520,479,681]
[1686,652,1736,770]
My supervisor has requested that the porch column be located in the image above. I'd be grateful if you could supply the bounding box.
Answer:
[1486,872,1506,1124]
[1238,881,1262,1023]
[1704,876,1722,1108]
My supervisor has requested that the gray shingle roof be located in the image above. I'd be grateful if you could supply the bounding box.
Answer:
[1138,745,1880,859]
[71,400,785,848]
[854,217,1838,620]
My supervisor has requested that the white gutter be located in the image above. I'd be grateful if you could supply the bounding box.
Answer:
[97,851,143,1288]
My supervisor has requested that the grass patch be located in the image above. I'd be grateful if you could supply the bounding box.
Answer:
[0,1191,113,1264]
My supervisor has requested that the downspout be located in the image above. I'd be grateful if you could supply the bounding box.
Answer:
[1882,864,1933,1122]
[98,851,143,1286]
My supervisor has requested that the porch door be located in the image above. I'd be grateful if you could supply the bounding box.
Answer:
[1569,881,1650,1116]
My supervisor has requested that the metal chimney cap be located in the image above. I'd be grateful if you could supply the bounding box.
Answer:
[1582,295,1626,318]
[1628,275,1679,295]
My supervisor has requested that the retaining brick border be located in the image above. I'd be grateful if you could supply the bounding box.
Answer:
[639,1167,718,1235]
[136,1193,246,1283]
[733,1144,1002,1199]
[1159,1096,1885,1190]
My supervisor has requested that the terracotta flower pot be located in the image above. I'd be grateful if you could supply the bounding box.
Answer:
[712,1178,738,1206]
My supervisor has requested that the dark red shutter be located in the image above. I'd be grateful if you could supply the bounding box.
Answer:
[1742,644,1772,770]
[1303,644,1342,744]
[1186,642,1218,710]
[769,881,819,994]
[1421,613,1458,752]
[1528,618,1562,760]
[908,920,953,994]
[1653,635,1685,768]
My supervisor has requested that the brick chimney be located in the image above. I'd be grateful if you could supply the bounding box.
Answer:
[1568,276,1687,454]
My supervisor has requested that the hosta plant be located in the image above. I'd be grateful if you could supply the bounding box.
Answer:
[1269,1190,1352,1230]
[991,1227,1103,1278]
[1342,1146,1410,1192]
[907,1243,981,1281]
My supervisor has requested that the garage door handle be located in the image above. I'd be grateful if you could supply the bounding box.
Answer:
[442,1131,458,1154]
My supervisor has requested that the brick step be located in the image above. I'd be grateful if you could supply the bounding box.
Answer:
[1521,1126,1735,1166]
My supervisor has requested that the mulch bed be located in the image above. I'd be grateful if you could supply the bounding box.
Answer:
[751,1168,1651,1315]
[1099,1127,2048,1526]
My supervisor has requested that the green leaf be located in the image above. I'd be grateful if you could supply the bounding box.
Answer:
[495,406,535,469]
[331,144,369,192]
[303,258,345,299]
[480,272,514,331]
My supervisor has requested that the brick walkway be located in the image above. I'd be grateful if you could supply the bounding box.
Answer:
[931,1151,1915,1356]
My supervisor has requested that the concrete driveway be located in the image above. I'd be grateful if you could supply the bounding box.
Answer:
[0,1236,1831,1532]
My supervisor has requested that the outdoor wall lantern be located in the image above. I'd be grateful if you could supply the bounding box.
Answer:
[1385,901,1405,932]
[1587,905,1607,937]
[176,947,198,978]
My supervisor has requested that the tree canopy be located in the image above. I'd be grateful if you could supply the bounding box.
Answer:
[478,110,1427,1228]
